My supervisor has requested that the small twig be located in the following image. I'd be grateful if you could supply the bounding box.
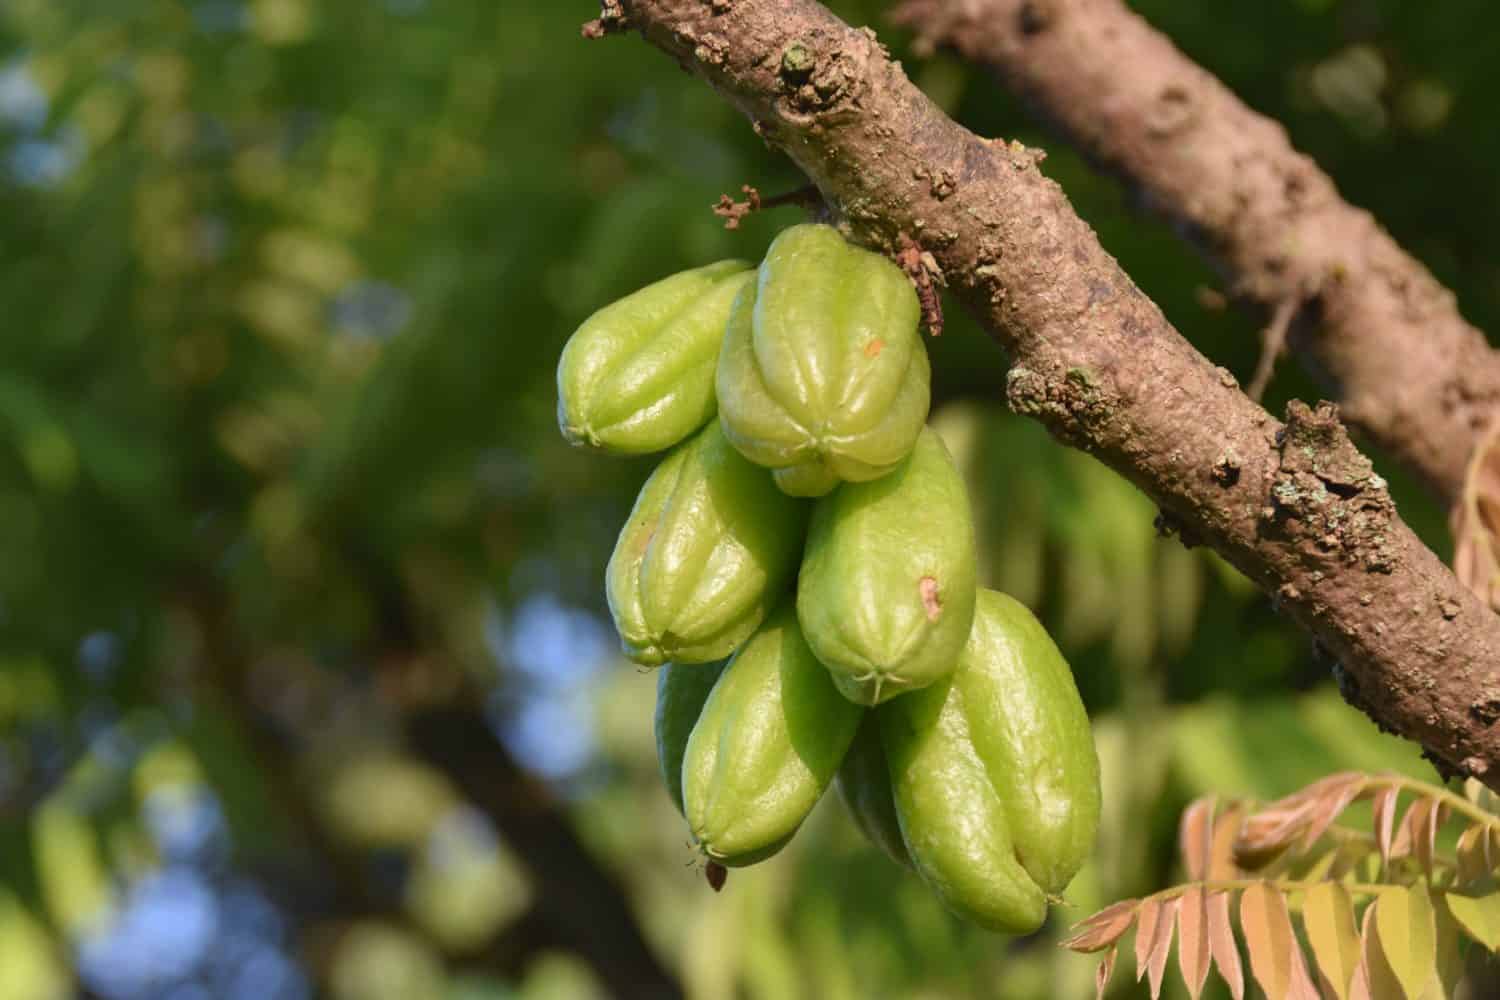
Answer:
[581,0,628,39]
[888,0,956,58]
[896,232,945,336]
[1195,285,1228,311]
[712,185,762,229]
[711,184,821,229]
[1246,297,1300,402]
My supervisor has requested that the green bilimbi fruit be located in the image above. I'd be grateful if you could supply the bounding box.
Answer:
[558,260,754,455]
[654,661,727,815]
[956,589,1101,895]
[797,426,978,705]
[878,588,1102,933]
[834,715,910,867]
[716,224,930,497]
[607,420,808,666]
[878,672,1047,935]
[682,604,863,867]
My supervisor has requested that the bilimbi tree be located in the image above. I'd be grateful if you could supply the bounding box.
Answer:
[577,1,1500,995]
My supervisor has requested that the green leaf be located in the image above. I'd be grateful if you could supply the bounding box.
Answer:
[0,890,69,1000]
[1356,899,1405,1000]
[1441,887,1500,950]
[1303,882,1359,1000]
[1453,825,1499,886]
[1418,896,1464,1000]
[31,802,113,940]
[1373,885,1436,999]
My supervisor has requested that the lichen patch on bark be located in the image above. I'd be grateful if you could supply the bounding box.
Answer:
[1268,401,1397,575]
[1004,364,1116,447]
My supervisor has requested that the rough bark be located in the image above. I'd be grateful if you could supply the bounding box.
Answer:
[891,0,1500,506]
[609,0,1500,785]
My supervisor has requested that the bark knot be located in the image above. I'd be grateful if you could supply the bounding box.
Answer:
[1146,84,1196,137]
[1211,451,1241,487]
[1471,697,1500,727]
[1268,400,1397,573]
[581,0,628,38]
[1006,364,1117,446]
[781,40,816,80]
[1154,510,1203,549]
[1019,0,1055,34]
[775,34,869,122]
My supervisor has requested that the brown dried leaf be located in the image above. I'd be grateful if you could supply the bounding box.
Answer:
[1180,796,1217,881]
[1371,785,1400,869]
[1389,802,1417,858]
[1207,890,1245,1000]
[1094,946,1117,1000]
[1062,898,1139,953]
[1288,938,1324,1000]
[1241,882,1298,1000]
[1239,798,1314,845]
[1419,804,1446,877]
[1136,898,1165,978]
[1177,886,1211,1000]
[1286,771,1366,808]
[1236,798,1320,869]
[1348,959,1373,1000]
[1147,898,1179,1000]
[1391,798,1443,874]
[1300,774,1370,850]
[1210,804,1246,880]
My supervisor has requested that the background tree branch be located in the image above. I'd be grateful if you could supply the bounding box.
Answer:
[183,574,682,999]
[610,0,1500,785]
[891,0,1500,507]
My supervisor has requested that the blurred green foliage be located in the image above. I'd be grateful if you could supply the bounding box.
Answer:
[0,0,1494,997]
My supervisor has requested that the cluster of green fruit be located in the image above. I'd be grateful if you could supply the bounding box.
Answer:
[557,224,1101,933]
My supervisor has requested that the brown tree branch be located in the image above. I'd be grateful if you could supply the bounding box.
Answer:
[404,701,685,999]
[182,575,682,998]
[1246,297,1300,405]
[607,0,1500,785]
[889,0,1500,506]
[360,557,686,1000]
